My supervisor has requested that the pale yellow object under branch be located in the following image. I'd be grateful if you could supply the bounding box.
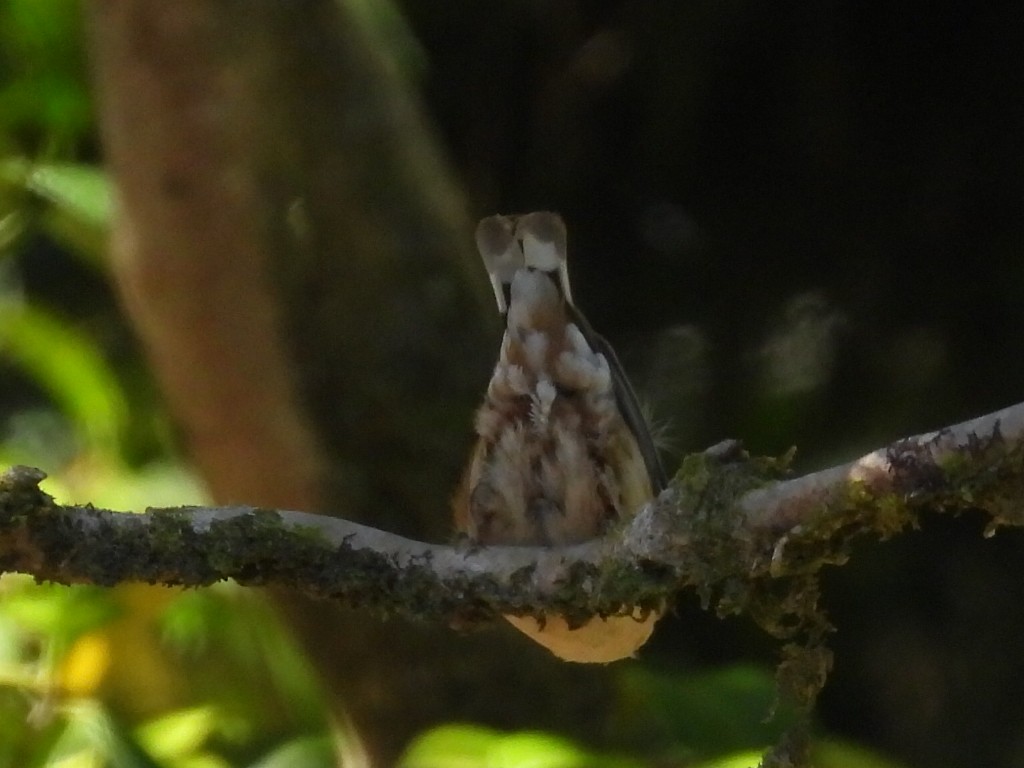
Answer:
[505,610,659,663]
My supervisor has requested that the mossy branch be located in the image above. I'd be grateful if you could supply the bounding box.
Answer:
[1,401,1023,631]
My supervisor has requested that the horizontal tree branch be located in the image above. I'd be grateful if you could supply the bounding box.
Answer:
[2,401,1023,630]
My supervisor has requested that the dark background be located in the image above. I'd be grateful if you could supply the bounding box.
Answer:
[398,1,1024,766]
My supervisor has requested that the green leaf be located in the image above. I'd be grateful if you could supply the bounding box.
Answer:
[692,751,766,768]
[27,162,111,224]
[0,160,112,264]
[47,700,164,768]
[134,706,221,763]
[1,0,83,68]
[401,725,642,768]
[401,723,500,768]
[616,664,796,757]
[248,735,335,768]
[485,732,587,768]
[0,582,120,645]
[0,301,128,458]
[0,77,93,150]
[0,0,93,143]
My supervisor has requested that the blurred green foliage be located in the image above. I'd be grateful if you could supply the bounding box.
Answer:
[0,575,335,768]
[614,665,798,759]
[0,159,112,262]
[0,0,92,151]
[0,2,338,766]
[400,723,905,768]
[401,725,643,768]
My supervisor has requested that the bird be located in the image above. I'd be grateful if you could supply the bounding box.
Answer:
[454,211,666,662]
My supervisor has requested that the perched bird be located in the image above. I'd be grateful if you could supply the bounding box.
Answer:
[455,211,666,662]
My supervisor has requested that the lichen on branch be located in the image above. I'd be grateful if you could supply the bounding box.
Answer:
[3,401,1024,766]
[1,400,1022,634]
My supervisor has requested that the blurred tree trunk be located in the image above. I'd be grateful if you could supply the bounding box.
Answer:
[84,1,619,764]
